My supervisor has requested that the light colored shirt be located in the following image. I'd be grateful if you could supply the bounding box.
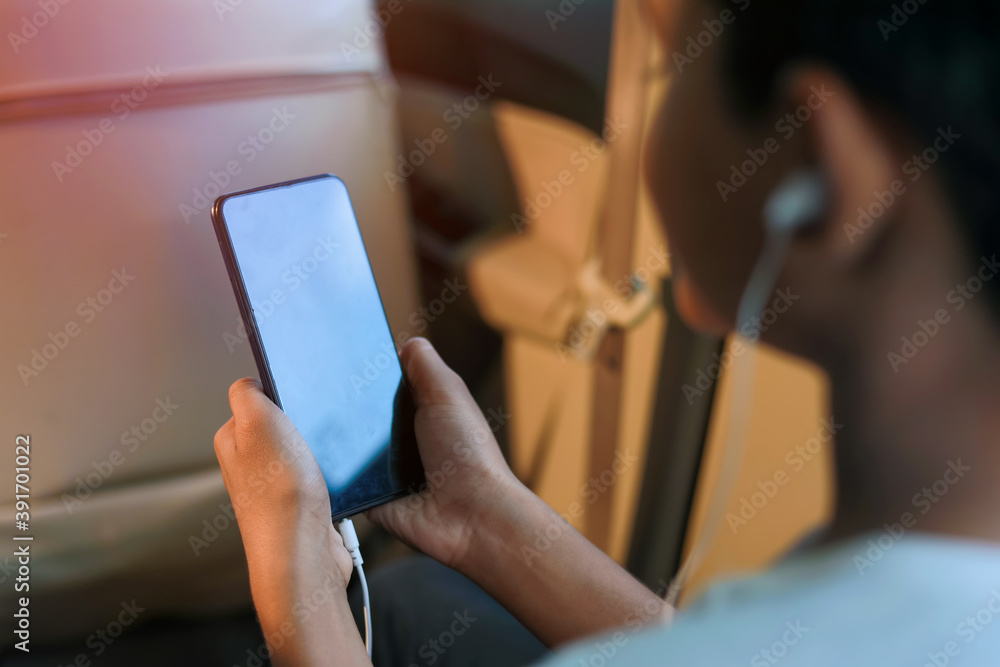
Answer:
[541,532,1000,666]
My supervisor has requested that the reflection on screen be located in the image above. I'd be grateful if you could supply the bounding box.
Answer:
[222,176,422,516]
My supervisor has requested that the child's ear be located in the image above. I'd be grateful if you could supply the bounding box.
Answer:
[778,67,899,265]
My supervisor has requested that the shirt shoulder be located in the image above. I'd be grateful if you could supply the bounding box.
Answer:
[539,534,1000,667]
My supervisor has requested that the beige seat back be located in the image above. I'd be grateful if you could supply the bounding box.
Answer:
[0,0,418,640]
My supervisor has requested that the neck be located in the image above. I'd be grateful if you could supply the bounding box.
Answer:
[822,294,1000,547]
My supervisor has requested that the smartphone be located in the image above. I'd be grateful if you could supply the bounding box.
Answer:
[212,174,424,520]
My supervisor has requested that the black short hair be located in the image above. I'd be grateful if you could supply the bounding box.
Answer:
[711,0,1000,303]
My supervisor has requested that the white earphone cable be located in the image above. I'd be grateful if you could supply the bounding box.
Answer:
[665,230,793,607]
[337,518,372,658]
[665,169,826,608]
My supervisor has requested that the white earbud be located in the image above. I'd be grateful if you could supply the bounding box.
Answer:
[764,169,828,234]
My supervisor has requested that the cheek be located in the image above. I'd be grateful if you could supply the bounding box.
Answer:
[674,266,735,336]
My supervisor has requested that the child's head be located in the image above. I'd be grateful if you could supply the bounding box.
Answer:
[645,0,999,364]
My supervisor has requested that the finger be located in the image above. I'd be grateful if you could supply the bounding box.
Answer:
[400,338,477,409]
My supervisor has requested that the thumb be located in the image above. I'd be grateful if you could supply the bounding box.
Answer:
[400,338,476,410]
[227,377,300,458]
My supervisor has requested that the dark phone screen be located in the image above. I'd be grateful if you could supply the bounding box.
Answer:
[218,176,423,518]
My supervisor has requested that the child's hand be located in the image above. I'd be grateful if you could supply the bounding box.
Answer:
[214,378,354,609]
[366,338,526,572]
